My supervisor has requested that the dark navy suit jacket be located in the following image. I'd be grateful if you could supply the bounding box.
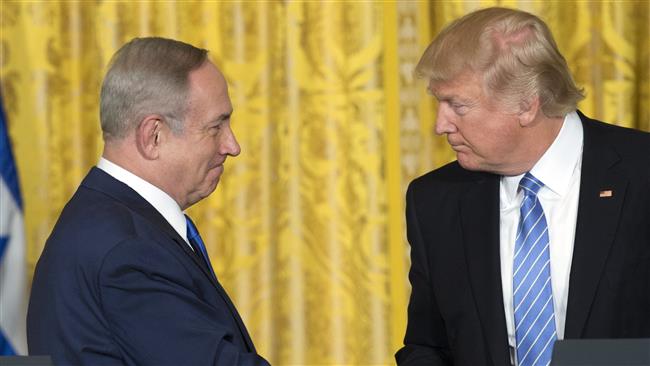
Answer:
[27,167,269,366]
[396,112,650,365]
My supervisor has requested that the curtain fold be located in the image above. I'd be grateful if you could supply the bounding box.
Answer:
[1,1,648,364]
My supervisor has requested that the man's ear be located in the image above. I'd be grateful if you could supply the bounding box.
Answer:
[135,115,163,160]
[518,96,541,127]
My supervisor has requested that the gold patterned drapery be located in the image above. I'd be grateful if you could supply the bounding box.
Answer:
[1,1,648,364]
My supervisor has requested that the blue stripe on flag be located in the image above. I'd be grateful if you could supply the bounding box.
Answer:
[0,96,22,209]
[0,236,7,258]
[0,329,17,355]
[0,90,26,355]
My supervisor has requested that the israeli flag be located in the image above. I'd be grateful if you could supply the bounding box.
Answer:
[0,94,28,355]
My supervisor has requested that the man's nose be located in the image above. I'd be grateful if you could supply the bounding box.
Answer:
[434,104,457,135]
[221,128,241,157]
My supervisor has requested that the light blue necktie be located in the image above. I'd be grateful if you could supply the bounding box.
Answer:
[185,214,216,279]
[513,173,557,366]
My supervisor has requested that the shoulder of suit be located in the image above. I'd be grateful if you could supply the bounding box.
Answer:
[580,112,650,166]
[581,112,650,146]
[52,180,168,258]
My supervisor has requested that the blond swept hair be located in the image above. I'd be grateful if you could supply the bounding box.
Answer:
[416,7,584,117]
[100,37,208,141]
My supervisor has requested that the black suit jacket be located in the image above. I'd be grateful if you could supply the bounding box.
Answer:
[27,168,270,366]
[396,112,650,366]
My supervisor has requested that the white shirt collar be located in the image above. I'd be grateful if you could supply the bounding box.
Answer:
[501,111,584,203]
[97,157,188,243]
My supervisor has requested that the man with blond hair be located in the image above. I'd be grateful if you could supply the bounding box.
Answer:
[397,7,650,366]
[27,37,270,365]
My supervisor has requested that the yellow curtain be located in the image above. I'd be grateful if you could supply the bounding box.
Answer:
[1,1,648,364]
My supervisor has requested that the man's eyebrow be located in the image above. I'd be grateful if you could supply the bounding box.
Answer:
[216,111,232,121]
[432,92,457,101]
[429,86,453,100]
[433,93,473,104]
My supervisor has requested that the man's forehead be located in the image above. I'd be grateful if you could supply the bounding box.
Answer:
[428,80,453,97]
[428,72,483,99]
[428,81,465,99]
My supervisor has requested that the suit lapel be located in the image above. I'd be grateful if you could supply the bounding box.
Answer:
[85,168,220,286]
[565,117,627,338]
[83,167,256,350]
[460,174,510,366]
[200,248,256,351]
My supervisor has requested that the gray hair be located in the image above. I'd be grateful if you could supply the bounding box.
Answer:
[416,7,584,117]
[100,37,208,141]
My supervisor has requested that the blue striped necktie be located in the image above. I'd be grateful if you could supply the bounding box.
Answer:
[185,214,216,279]
[513,173,557,366]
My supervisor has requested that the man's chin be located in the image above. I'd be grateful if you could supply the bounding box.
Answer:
[206,166,223,187]
[185,182,220,209]
[205,176,221,195]
[456,154,479,172]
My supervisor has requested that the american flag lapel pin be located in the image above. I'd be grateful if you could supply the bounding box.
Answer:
[599,189,613,198]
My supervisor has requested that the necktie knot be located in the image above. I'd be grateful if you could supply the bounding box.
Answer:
[519,172,544,197]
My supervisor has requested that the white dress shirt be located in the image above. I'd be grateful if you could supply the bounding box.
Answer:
[97,157,192,247]
[499,111,584,364]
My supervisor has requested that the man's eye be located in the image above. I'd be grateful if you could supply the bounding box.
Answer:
[452,104,468,115]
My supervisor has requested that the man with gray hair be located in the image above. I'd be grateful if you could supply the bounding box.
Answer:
[27,37,270,365]
[397,7,650,366]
